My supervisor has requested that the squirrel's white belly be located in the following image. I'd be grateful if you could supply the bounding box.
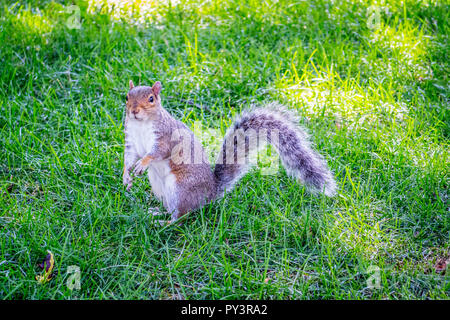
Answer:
[127,119,157,158]
[126,119,178,213]
[147,160,177,213]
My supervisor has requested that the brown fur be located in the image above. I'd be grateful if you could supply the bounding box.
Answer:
[141,155,154,167]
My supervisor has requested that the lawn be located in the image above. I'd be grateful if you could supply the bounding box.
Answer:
[0,0,448,299]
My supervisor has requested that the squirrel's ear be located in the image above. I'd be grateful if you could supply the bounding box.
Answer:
[129,80,134,90]
[152,81,162,96]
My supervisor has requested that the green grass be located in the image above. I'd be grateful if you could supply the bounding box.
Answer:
[0,0,449,299]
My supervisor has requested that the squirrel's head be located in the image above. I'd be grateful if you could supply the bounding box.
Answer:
[125,80,162,121]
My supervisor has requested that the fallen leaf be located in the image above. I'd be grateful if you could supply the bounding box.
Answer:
[434,256,449,274]
[36,251,56,284]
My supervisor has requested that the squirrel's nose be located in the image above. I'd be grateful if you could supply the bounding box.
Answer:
[132,109,139,115]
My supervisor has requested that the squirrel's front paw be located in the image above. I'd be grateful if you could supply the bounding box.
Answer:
[123,170,133,191]
[133,156,152,175]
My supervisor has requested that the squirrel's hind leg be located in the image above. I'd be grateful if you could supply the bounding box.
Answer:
[148,207,169,216]
[149,207,181,227]
[153,219,172,227]
[149,207,171,226]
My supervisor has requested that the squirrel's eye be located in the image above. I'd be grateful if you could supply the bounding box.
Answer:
[149,96,154,103]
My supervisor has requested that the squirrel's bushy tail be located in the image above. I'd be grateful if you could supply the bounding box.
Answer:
[213,102,337,197]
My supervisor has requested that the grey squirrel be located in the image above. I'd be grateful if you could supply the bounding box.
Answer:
[123,80,336,223]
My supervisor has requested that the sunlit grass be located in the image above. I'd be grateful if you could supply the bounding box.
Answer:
[87,0,162,26]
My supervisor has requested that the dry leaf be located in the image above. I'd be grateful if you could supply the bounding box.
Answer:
[36,251,56,284]
[434,256,449,274]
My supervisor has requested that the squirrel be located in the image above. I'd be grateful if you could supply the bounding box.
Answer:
[123,80,337,223]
